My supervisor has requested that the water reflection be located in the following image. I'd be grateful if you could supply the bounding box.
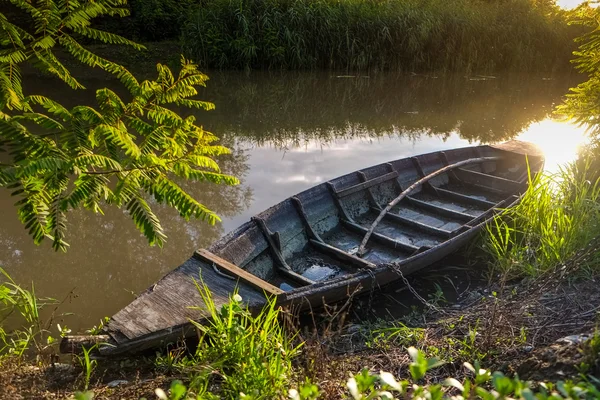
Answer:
[203,71,575,147]
[0,71,586,332]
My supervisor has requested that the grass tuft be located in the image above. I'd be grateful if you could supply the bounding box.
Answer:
[155,280,302,399]
[483,157,600,279]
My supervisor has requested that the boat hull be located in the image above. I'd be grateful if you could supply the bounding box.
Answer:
[62,140,544,355]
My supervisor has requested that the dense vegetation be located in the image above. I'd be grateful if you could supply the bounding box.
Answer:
[99,0,578,72]
[2,0,600,399]
[0,0,237,250]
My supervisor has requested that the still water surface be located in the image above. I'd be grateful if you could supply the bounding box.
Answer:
[0,71,588,332]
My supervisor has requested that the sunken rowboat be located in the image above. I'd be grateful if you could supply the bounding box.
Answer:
[62,140,543,355]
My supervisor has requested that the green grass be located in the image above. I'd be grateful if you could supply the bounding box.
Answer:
[179,0,576,72]
[0,268,50,360]
[483,157,600,279]
[155,281,302,399]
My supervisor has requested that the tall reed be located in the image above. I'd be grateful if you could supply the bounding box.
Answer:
[180,0,576,72]
[483,158,600,278]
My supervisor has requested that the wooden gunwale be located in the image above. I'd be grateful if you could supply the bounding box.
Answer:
[335,171,399,198]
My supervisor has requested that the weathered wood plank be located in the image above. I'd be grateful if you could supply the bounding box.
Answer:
[335,171,399,198]
[358,156,501,255]
[291,196,323,242]
[309,239,376,269]
[340,219,418,253]
[374,208,452,238]
[404,196,474,222]
[60,335,110,354]
[454,168,524,194]
[278,268,316,286]
[194,249,284,295]
[433,187,497,208]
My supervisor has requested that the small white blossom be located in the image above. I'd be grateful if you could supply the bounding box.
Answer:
[347,377,360,399]
[288,388,299,400]
[443,378,465,392]
[233,294,243,302]
[379,391,394,400]
[155,388,168,400]
[379,371,401,391]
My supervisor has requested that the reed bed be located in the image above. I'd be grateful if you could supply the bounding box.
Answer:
[179,0,576,72]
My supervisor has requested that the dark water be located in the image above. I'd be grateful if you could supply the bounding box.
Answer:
[0,71,583,333]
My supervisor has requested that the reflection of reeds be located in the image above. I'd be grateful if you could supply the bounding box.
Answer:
[199,72,577,148]
[180,0,575,72]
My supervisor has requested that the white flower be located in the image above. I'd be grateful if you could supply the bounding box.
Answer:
[443,378,465,392]
[233,294,243,302]
[379,371,401,391]
[463,362,475,373]
[347,377,360,399]
[407,346,419,362]
[155,388,168,400]
[288,388,299,400]
[379,391,394,400]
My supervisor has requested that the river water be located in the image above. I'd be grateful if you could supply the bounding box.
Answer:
[0,71,588,333]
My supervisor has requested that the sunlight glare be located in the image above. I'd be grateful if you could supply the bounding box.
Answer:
[557,0,584,8]
[515,119,588,172]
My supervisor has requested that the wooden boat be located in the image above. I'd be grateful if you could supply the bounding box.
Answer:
[62,140,543,355]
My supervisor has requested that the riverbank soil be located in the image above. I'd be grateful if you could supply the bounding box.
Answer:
[1,262,598,399]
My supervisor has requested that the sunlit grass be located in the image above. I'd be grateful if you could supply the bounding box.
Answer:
[483,158,600,278]
[154,281,302,398]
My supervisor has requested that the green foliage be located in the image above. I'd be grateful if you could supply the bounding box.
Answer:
[128,0,196,41]
[180,0,575,72]
[558,3,600,140]
[340,348,600,400]
[364,320,425,350]
[155,283,302,399]
[77,344,98,391]
[0,267,52,360]
[0,0,237,251]
[483,158,600,278]
[578,331,600,375]
[74,343,600,399]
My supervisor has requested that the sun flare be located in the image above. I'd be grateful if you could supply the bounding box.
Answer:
[516,119,589,172]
